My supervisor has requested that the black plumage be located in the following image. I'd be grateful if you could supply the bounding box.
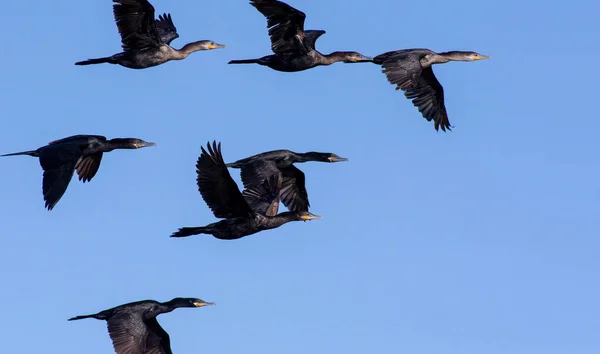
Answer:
[68,297,215,354]
[75,0,225,69]
[373,49,490,131]
[171,141,322,240]
[226,150,348,213]
[1,134,155,210]
[228,0,372,72]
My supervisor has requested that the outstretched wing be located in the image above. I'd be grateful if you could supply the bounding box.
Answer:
[378,51,451,131]
[196,141,255,219]
[42,162,77,211]
[106,311,148,354]
[145,317,173,354]
[237,159,280,190]
[75,153,103,183]
[113,0,162,51]
[250,0,308,54]
[280,165,309,212]
[242,174,282,216]
[155,13,179,45]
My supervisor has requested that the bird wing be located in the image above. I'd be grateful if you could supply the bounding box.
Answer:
[242,174,282,216]
[302,30,325,50]
[113,0,162,51]
[155,13,179,45]
[250,0,308,54]
[196,141,255,219]
[403,66,450,131]
[280,165,309,212]
[42,161,77,210]
[237,159,281,190]
[380,53,450,131]
[144,317,173,354]
[75,153,103,183]
[106,311,148,354]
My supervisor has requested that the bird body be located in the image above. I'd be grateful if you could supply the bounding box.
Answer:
[1,135,155,210]
[226,149,348,213]
[228,0,371,72]
[171,142,322,240]
[69,297,214,354]
[372,49,490,131]
[76,0,225,69]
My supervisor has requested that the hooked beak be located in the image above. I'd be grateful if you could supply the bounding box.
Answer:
[301,213,322,221]
[345,55,373,63]
[208,43,226,50]
[473,54,491,61]
[328,156,349,162]
[194,301,216,307]
[136,141,156,148]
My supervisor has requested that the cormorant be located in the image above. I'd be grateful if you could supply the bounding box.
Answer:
[1,135,155,210]
[228,0,372,72]
[171,141,322,240]
[372,49,490,131]
[68,297,215,354]
[226,150,348,213]
[75,0,225,69]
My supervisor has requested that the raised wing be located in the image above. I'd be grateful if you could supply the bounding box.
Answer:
[113,0,162,51]
[155,13,179,45]
[303,30,325,50]
[106,311,148,354]
[75,153,103,183]
[144,317,173,354]
[250,0,308,54]
[378,51,451,131]
[196,141,255,219]
[242,174,282,216]
[280,165,309,212]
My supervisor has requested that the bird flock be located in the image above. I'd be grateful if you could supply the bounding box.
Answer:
[2,0,490,353]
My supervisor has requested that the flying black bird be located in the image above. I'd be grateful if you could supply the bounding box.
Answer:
[228,0,372,72]
[68,297,215,354]
[75,0,225,69]
[1,134,155,210]
[226,150,348,213]
[171,141,322,240]
[372,49,490,131]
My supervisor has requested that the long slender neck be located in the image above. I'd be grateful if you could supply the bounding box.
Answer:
[104,139,134,151]
[266,212,299,229]
[322,51,350,65]
[175,42,204,59]
[424,51,470,66]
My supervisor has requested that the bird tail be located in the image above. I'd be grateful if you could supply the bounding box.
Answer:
[171,227,211,237]
[228,59,260,65]
[224,162,241,168]
[1,150,38,157]
[75,57,115,66]
[68,314,98,321]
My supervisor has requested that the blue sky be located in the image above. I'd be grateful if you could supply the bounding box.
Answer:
[1,0,599,353]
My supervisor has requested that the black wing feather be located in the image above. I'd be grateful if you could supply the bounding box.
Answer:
[242,174,282,216]
[196,141,255,219]
[145,317,172,354]
[113,0,162,51]
[106,311,148,354]
[155,13,179,45]
[250,0,308,54]
[75,153,103,183]
[280,165,309,212]
[380,53,451,131]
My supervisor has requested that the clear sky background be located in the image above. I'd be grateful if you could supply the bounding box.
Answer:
[0,0,599,353]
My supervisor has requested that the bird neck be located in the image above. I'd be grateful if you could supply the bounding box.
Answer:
[322,51,351,65]
[176,42,205,58]
[268,212,300,227]
[105,139,136,150]
[426,51,471,65]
